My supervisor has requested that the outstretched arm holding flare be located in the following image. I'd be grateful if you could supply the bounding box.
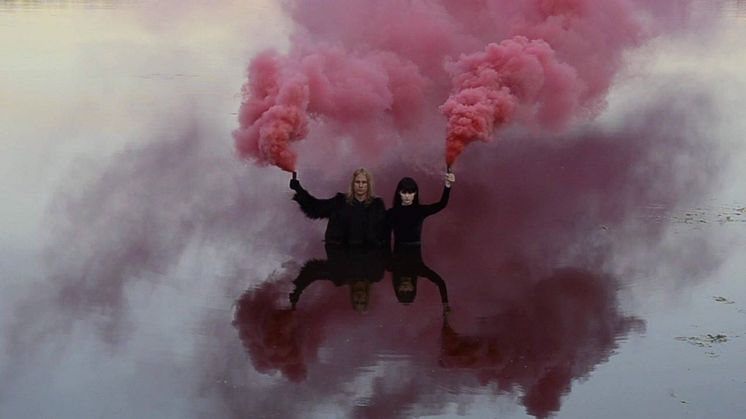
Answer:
[290,169,386,248]
[419,169,456,218]
[289,172,343,220]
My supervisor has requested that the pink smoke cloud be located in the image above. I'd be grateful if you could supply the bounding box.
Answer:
[440,0,652,165]
[235,0,721,170]
[233,42,429,171]
[441,36,584,166]
[234,51,310,172]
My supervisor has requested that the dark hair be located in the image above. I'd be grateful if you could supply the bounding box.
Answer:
[392,274,417,304]
[392,177,419,207]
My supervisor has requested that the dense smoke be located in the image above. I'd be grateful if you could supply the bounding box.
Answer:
[234,0,722,169]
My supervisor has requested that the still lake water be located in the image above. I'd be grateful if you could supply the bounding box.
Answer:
[2,1,746,418]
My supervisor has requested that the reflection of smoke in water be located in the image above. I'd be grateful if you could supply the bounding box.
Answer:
[232,254,644,418]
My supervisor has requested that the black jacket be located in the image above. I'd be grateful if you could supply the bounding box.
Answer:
[386,186,450,246]
[293,184,386,247]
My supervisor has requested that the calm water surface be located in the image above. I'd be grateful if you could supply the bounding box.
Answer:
[1,2,746,418]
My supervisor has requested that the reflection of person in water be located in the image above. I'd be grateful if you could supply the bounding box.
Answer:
[290,168,387,247]
[289,245,387,312]
[386,171,455,248]
[389,246,450,315]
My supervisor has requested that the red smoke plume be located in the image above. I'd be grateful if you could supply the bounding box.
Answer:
[232,0,691,171]
[441,37,583,166]
[233,51,310,172]
[233,44,428,172]
[439,0,652,166]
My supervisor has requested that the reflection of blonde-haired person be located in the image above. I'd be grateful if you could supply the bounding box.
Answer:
[289,246,386,313]
[290,168,386,247]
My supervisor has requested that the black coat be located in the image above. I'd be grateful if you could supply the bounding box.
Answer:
[293,185,386,247]
[386,186,450,246]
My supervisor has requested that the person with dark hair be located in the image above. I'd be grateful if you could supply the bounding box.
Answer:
[386,170,455,315]
[387,171,455,247]
[290,168,387,247]
[389,245,450,315]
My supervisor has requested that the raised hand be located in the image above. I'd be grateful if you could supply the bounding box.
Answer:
[445,171,456,188]
[290,172,301,191]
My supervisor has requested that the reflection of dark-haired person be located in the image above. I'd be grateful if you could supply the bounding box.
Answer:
[290,168,386,247]
[289,246,387,313]
[390,246,450,315]
[386,171,455,247]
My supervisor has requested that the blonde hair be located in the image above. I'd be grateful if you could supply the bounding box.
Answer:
[350,280,370,313]
[347,168,375,205]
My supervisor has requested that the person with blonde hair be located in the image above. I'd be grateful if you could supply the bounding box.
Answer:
[290,168,387,248]
[289,245,387,313]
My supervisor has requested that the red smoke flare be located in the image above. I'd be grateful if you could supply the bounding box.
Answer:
[231,1,699,171]
[233,43,429,172]
[233,51,310,172]
[440,36,583,167]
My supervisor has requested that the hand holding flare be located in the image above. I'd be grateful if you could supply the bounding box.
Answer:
[289,171,301,191]
[445,167,455,188]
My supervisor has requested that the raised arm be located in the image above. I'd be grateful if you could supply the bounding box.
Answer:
[290,175,339,219]
[421,185,451,217]
[421,171,455,217]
